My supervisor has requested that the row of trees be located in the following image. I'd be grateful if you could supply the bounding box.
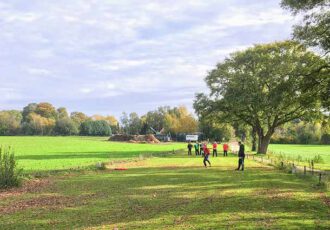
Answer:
[0,103,116,136]
[1,101,328,144]
[0,103,199,137]
[194,0,330,153]
[120,106,198,137]
[271,118,330,144]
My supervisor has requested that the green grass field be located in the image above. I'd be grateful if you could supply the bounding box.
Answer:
[0,137,329,229]
[0,136,183,173]
[268,144,330,170]
[0,153,329,229]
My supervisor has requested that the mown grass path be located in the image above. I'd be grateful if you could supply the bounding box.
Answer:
[0,152,329,229]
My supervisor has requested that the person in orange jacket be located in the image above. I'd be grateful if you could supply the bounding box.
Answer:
[212,141,218,157]
[203,143,211,167]
[223,143,229,157]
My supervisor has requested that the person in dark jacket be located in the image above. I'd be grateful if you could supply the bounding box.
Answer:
[199,143,204,156]
[187,141,193,156]
[236,141,245,171]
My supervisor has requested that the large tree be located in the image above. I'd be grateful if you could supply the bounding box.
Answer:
[143,107,170,132]
[70,111,89,124]
[35,102,57,119]
[194,41,329,153]
[91,114,119,134]
[0,110,22,135]
[198,116,235,142]
[54,118,79,135]
[57,107,69,119]
[120,112,142,135]
[22,103,38,122]
[164,106,198,134]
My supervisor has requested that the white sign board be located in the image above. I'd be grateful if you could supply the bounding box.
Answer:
[186,135,198,141]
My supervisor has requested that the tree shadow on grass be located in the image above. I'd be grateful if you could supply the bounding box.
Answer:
[0,165,328,229]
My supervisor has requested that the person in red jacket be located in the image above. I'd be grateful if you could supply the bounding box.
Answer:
[212,141,218,157]
[223,143,229,157]
[203,143,211,167]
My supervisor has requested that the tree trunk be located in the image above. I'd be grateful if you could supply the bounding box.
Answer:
[251,127,257,152]
[257,135,271,154]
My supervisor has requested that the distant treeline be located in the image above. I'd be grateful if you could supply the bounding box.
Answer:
[0,103,114,136]
[0,103,199,137]
[271,120,330,145]
[0,102,329,144]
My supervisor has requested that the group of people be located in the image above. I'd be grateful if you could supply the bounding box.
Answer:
[187,141,229,157]
[187,141,245,170]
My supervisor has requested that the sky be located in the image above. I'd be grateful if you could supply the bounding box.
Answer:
[0,0,296,118]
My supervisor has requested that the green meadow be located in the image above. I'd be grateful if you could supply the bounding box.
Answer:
[268,144,330,170]
[0,136,183,173]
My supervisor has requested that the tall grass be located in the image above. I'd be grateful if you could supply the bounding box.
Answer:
[0,146,22,188]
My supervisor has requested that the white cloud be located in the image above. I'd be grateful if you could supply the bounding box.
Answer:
[91,59,147,71]
[3,12,40,23]
[216,7,292,28]
[26,68,52,76]
[32,49,54,59]
[0,87,23,100]
[80,88,93,94]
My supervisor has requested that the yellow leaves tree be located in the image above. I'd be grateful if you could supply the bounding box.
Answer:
[91,115,118,126]
[164,106,198,134]
[0,110,22,135]
[92,114,119,134]
[35,102,57,119]
[70,112,89,124]
[105,116,118,126]
[28,112,55,135]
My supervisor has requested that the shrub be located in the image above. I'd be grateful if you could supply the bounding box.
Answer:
[54,118,79,135]
[296,155,303,163]
[312,155,324,164]
[80,120,112,136]
[0,147,22,188]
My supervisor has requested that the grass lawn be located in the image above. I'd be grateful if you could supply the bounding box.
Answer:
[0,152,329,229]
[268,144,330,170]
[0,136,184,173]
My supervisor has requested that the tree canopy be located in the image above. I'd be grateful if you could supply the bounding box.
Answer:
[281,0,330,53]
[194,41,329,153]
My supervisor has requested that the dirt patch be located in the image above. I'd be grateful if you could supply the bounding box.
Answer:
[0,178,52,199]
[109,134,160,143]
[0,195,72,214]
[112,160,148,168]
[253,189,293,199]
[174,215,190,225]
[320,193,330,208]
[0,193,97,214]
